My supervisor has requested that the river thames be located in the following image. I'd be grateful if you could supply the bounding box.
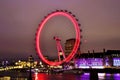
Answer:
[0,72,120,80]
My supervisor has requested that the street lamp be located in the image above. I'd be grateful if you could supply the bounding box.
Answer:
[28,55,34,80]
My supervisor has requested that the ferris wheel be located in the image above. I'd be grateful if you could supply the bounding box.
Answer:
[35,10,81,66]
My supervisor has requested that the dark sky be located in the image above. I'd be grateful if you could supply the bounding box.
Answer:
[0,0,120,60]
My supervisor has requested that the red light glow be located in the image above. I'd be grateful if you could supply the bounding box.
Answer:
[35,10,80,66]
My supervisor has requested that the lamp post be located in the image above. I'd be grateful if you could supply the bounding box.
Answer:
[28,55,34,80]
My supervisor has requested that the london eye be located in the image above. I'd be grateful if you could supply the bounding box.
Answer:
[35,10,81,66]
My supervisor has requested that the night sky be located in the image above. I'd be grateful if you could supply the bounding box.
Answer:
[0,0,120,60]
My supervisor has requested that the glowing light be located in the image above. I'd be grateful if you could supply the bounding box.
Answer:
[113,58,120,66]
[79,66,90,68]
[114,73,120,76]
[75,58,104,69]
[84,73,90,75]
[91,66,104,69]
[98,73,105,80]
[35,10,80,66]
[35,73,38,80]
[98,73,105,76]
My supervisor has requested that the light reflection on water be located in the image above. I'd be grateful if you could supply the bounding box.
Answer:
[1,72,120,80]
[32,73,120,80]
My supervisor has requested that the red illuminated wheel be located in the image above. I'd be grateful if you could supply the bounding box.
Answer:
[35,10,81,66]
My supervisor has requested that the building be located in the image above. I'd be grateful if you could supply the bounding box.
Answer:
[64,38,81,69]
[75,50,105,69]
[105,50,120,67]
[75,49,120,69]
[65,38,80,56]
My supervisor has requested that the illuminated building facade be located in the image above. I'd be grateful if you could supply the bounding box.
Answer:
[75,52,104,69]
[105,50,120,67]
[75,50,120,69]
[64,39,120,69]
